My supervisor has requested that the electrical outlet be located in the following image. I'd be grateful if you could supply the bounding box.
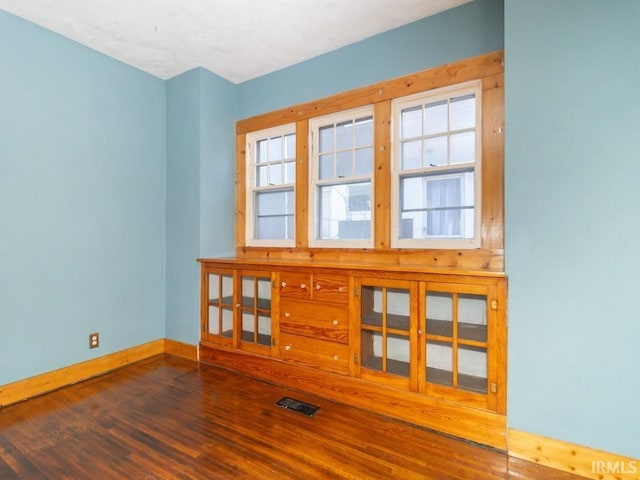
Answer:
[89,332,99,349]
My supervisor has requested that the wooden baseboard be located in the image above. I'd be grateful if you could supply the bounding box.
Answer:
[509,429,639,480]
[0,339,167,407]
[164,339,198,361]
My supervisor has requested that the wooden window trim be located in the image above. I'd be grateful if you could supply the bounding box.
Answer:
[236,50,504,272]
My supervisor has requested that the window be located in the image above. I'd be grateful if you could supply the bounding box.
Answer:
[238,52,504,261]
[391,80,482,249]
[246,124,296,246]
[309,107,374,247]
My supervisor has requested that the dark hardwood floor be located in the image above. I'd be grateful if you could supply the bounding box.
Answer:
[0,355,585,479]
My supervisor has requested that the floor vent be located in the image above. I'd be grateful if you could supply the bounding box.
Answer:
[276,397,320,417]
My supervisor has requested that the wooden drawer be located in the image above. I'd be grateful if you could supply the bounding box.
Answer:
[280,299,348,344]
[279,333,349,375]
[311,274,349,304]
[279,272,311,299]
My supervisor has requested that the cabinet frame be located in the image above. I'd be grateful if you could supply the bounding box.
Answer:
[198,257,508,448]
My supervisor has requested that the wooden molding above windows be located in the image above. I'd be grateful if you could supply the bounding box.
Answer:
[235,50,504,272]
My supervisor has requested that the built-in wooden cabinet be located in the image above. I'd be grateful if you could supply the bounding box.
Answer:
[199,258,507,449]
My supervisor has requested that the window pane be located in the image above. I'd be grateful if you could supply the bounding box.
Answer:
[256,165,268,187]
[318,182,371,240]
[450,94,475,131]
[256,190,293,216]
[319,154,333,180]
[336,151,352,178]
[401,140,422,170]
[399,173,474,240]
[336,120,353,150]
[285,189,294,214]
[257,139,268,163]
[401,176,425,211]
[284,160,296,184]
[427,178,462,236]
[319,126,334,153]
[450,131,475,164]
[354,116,373,147]
[427,210,461,236]
[257,216,288,239]
[286,215,294,240]
[427,178,461,209]
[269,163,283,185]
[285,133,296,159]
[424,100,448,135]
[355,147,373,176]
[269,136,283,161]
[424,136,447,166]
[400,211,422,239]
[255,187,294,240]
[401,106,422,139]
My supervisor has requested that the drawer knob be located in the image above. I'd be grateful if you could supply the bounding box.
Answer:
[235,304,240,308]
[281,281,287,288]
[333,355,339,361]
[315,284,321,290]
[338,286,344,292]
[300,283,306,289]
[285,345,291,351]
[332,320,338,326]
[284,312,291,318]
[417,329,424,335]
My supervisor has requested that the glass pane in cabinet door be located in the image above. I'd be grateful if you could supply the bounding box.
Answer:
[457,294,487,342]
[386,333,410,378]
[426,292,453,338]
[208,306,220,335]
[209,273,233,305]
[361,330,382,371]
[426,340,453,387]
[361,286,382,327]
[221,307,233,338]
[385,288,410,331]
[258,315,271,346]
[241,312,256,342]
[458,345,487,394]
[241,277,255,309]
[257,278,272,311]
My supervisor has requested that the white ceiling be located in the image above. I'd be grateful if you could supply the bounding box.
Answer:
[0,0,470,83]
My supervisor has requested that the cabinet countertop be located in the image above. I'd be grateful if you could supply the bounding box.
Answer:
[197,257,506,278]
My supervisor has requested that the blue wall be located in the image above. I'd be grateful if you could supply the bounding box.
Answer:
[165,68,236,345]
[237,0,504,119]
[199,69,236,259]
[0,10,166,384]
[505,0,640,458]
[165,69,202,346]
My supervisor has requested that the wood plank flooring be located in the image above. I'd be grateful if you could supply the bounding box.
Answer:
[0,355,585,479]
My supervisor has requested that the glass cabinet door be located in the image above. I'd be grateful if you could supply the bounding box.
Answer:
[421,282,494,408]
[204,270,235,345]
[358,280,416,390]
[238,272,273,353]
